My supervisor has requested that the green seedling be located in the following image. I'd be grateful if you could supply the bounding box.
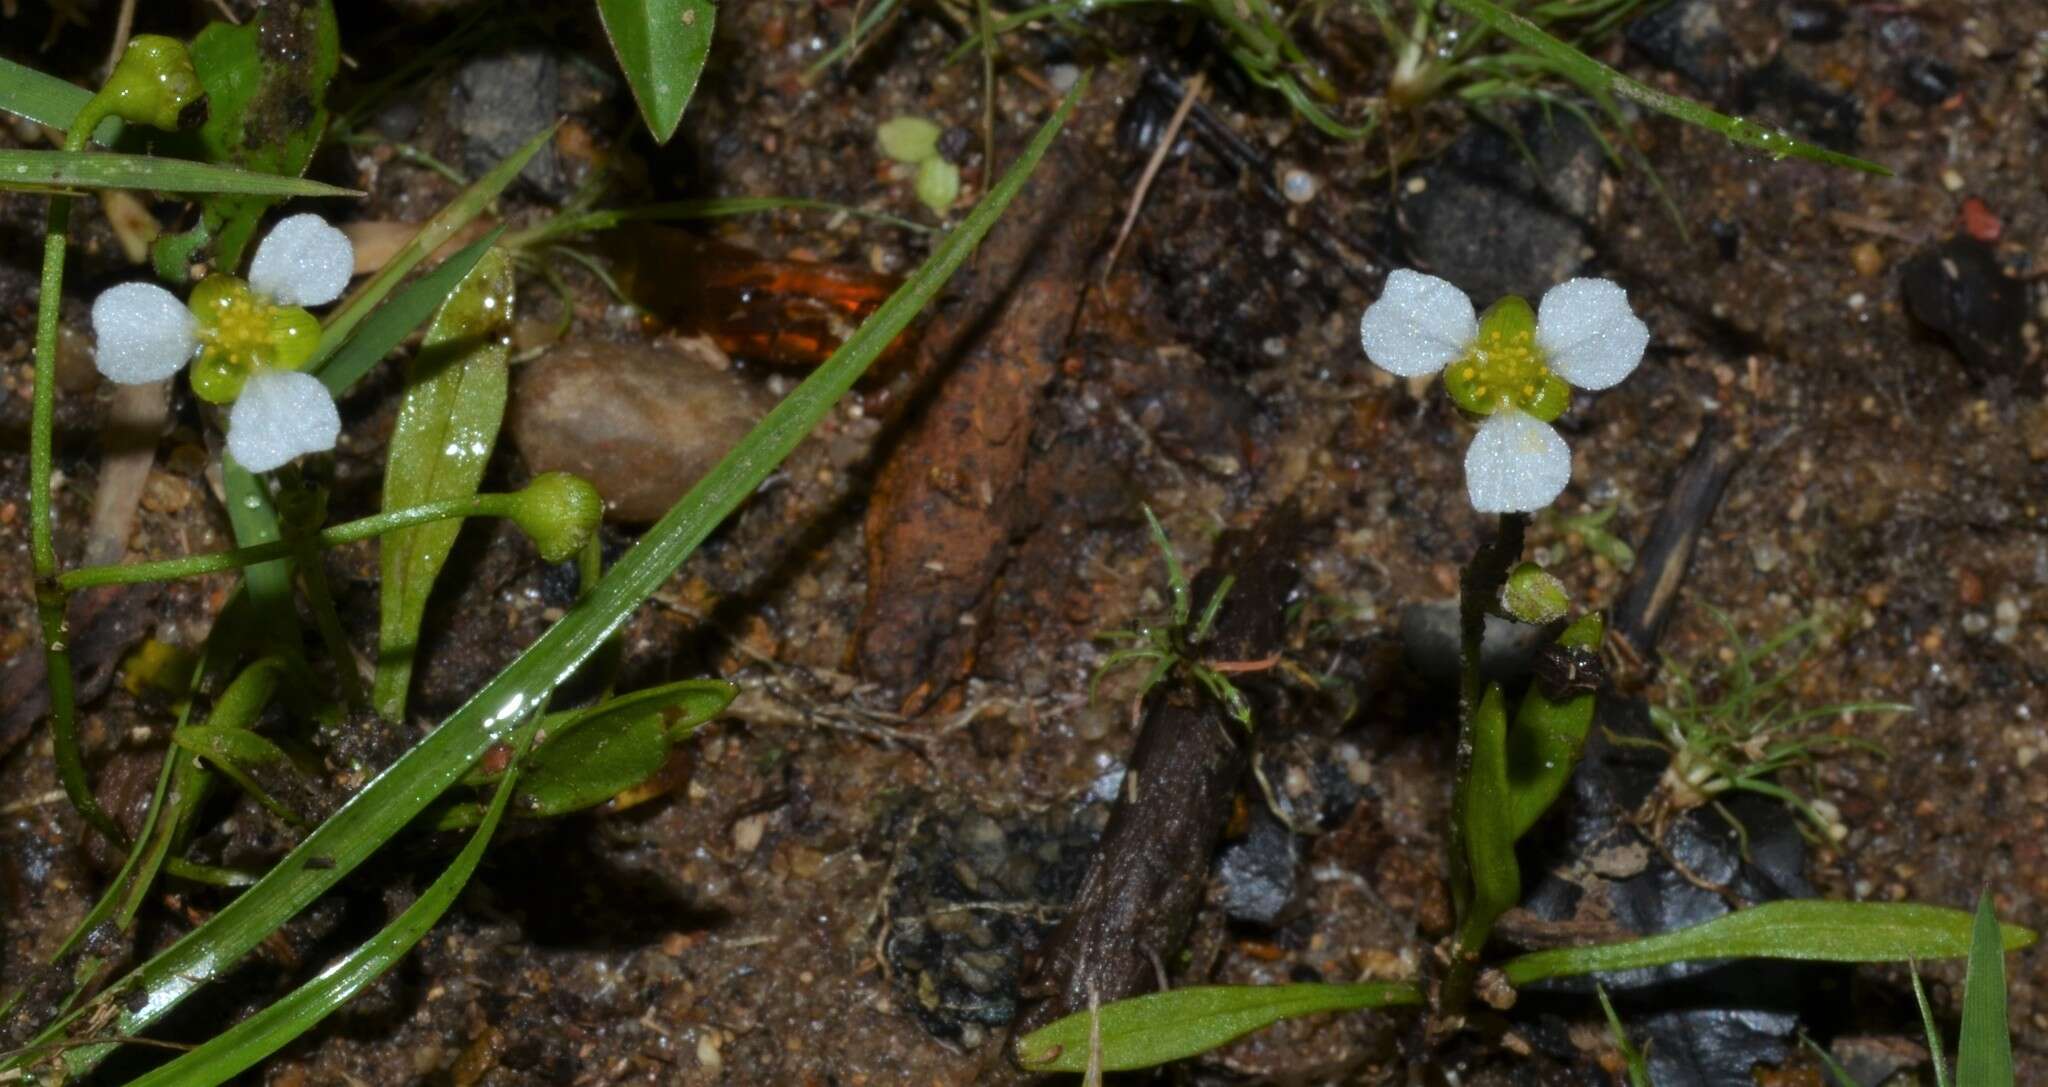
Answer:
[1091,506,1256,730]
[1614,608,1907,847]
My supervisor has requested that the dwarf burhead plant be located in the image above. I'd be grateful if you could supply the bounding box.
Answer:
[1014,269,2036,1076]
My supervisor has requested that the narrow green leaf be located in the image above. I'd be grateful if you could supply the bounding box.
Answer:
[372,248,515,722]
[222,460,298,647]
[461,678,737,787]
[1502,901,2039,987]
[1455,683,1519,951]
[1440,0,1891,175]
[597,0,715,144]
[1596,985,1651,1087]
[1505,613,1602,839]
[1957,892,2015,1087]
[0,150,358,197]
[1913,964,1952,1087]
[153,1,343,275]
[1014,982,1423,1073]
[121,732,528,1087]
[434,710,668,829]
[42,79,1088,1080]
[314,127,552,368]
[314,228,503,396]
[171,725,303,826]
[0,55,121,144]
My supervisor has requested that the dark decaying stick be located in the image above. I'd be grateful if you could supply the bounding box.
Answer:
[992,504,1301,1079]
[1610,418,1744,663]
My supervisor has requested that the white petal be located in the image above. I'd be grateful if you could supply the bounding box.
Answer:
[90,282,198,383]
[1534,277,1649,391]
[1359,269,1477,378]
[1464,409,1571,514]
[227,370,340,472]
[247,214,354,307]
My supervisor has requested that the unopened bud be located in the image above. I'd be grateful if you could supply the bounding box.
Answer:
[99,36,205,132]
[513,472,602,563]
[1500,561,1569,624]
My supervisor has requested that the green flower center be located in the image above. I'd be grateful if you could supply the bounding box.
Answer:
[186,274,321,404]
[1440,296,1570,422]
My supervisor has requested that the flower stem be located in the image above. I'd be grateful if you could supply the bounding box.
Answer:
[59,493,525,591]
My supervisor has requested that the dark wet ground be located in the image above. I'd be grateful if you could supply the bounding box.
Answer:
[2,0,2045,1082]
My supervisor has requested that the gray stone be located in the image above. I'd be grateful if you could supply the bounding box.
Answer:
[1397,110,1607,304]
[452,49,565,199]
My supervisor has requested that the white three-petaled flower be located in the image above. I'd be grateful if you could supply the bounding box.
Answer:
[91,214,354,472]
[1359,270,1649,513]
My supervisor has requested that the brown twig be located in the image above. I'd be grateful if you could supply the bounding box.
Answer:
[1102,72,1203,280]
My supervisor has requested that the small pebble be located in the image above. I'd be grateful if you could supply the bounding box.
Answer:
[1782,0,1847,43]
[1280,166,1318,203]
[1898,56,1959,105]
[509,340,770,523]
[1851,241,1884,278]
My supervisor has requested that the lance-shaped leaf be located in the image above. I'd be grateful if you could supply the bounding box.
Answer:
[461,678,736,788]
[1958,892,2015,1087]
[1505,613,1602,840]
[374,247,515,722]
[1014,983,1423,1073]
[0,55,119,143]
[1501,900,2038,987]
[598,0,715,144]
[1454,683,1519,953]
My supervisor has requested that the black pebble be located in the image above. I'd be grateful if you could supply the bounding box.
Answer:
[1782,0,1847,43]
[1897,56,1959,105]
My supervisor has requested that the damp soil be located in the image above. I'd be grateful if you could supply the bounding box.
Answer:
[2,0,2046,1083]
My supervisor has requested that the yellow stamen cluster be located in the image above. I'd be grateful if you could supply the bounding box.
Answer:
[1441,295,1570,422]
[186,275,320,403]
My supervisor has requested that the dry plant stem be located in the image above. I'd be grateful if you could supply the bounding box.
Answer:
[1103,71,1203,279]
[995,504,1301,1082]
[1442,511,1527,1017]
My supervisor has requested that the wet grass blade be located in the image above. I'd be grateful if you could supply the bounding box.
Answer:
[372,248,515,721]
[120,732,529,1087]
[597,0,715,144]
[0,56,119,144]
[1914,963,1952,1087]
[315,228,504,395]
[1014,983,1424,1073]
[1502,900,2038,986]
[312,127,551,369]
[1440,0,1891,175]
[0,150,360,196]
[31,78,1088,1081]
[1957,892,2015,1087]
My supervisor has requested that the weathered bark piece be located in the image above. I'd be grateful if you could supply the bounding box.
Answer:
[855,77,1125,710]
[1610,419,1743,661]
[994,505,1301,1077]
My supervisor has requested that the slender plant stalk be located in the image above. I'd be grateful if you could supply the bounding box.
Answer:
[30,112,124,845]
[60,493,526,590]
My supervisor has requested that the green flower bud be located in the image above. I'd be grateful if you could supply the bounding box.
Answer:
[877,116,942,164]
[915,156,960,215]
[97,36,206,133]
[1500,561,1569,624]
[513,472,603,563]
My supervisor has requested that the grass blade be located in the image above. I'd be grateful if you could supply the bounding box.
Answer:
[597,0,715,143]
[372,248,515,721]
[1440,0,1891,175]
[1014,982,1424,1073]
[313,128,552,370]
[1957,892,2015,1087]
[1501,900,2038,987]
[36,77,1088,1080]
[0,55,119,144]
[1913,963,1952,1087]
[0,150,360,196]
[121,728,530,1087]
